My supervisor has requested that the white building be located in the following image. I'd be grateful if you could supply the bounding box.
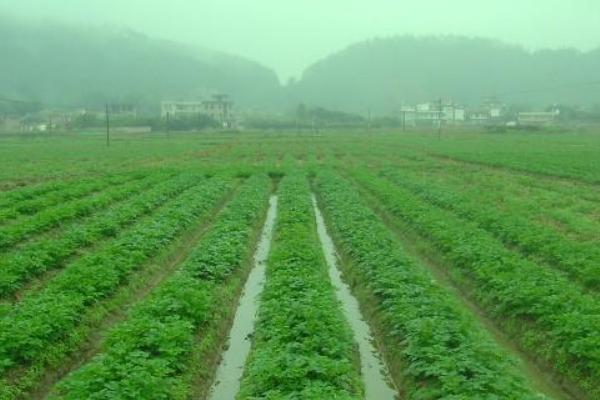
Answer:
[401,101,465,126]
[401,103,441,127]
[468,109,491,124]
[443,104,466,123]
[490,106,503,119]
[161,101,205,118]
[518,109,560,126]
[161,94,234,128]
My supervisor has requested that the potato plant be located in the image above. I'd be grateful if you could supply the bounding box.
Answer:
[238,173,364,400]
[351,169,600,397]
[52,174,271,399]
[0,173,142,224]
[0,171,198,298]
[0,177,233,389]
[0,173,152,249]
[315,170,545,399]
[379,167,600,290]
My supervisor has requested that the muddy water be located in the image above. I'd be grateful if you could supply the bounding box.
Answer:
[312,195,397,400]
[206,195,278,400]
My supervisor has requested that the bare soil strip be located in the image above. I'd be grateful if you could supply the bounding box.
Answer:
[206,195,278,400]
[312,195,397,400]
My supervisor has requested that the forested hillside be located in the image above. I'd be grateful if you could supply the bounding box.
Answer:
[288,36,600,113]
[0,17,281,112]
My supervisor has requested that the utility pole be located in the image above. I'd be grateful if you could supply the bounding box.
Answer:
[105,103,110,147]
[166,111,170,138]
[452,103,456,126]
[438,98,443,140]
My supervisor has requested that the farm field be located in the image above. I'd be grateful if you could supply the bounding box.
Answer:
[0,129,599,400]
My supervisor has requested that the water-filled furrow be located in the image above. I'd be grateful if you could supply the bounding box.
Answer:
[312,195,397,400]
[207,195,278,400]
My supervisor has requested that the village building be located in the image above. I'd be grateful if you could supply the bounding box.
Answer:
[401,101,466,127]
[108,104,137,118]
[467,108,492,124]
[160,101,205,118]
[161,94,234,128]
[518,109,560,126]
[443,103,466,124]
[400,103,441,127]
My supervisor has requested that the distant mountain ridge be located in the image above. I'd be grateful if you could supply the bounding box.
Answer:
[287,36,600,113]
[0,17,282,112]
[3,21,599,116]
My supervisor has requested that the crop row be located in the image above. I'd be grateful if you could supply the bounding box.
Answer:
[379,168,600,290]
[315,170,542,399]
[387,156,600,241]
[0,172,143,224]
[405,152,600,210]
[0,171,196,299]
[0,176,233,391]
[350,169,600,397]
[0,178,80,210]
[425,140,600,184]
[238,174,363,399]
[0,173,161,250]
[51,174,272,399]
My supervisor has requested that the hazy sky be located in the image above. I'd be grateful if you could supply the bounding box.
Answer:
[2,0,600,81]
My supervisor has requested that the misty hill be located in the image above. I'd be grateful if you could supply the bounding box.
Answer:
[289,36,600,113]
[0,17,281,112]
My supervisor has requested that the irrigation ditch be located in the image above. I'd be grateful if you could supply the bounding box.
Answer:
[207,195,278,400]
[205,191,399,400]
[312,195,397,400]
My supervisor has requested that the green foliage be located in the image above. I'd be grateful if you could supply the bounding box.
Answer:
[291,36,600,112]
[70,113,102,129]
[315,171,543,399]
[0,177,232,388]
[0,174,141,249]
[70,113,219,131]
[238,173,364,399]
[351,169,600,397]
[0,98,43,117]
[0,130,598,399]
[52,174,271,399]
[158,114,219,131]
[244,106,366,130]
[379,167,600,290]
[0,173,143,224]
[0,17,281,111]
[0,172,204,299]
